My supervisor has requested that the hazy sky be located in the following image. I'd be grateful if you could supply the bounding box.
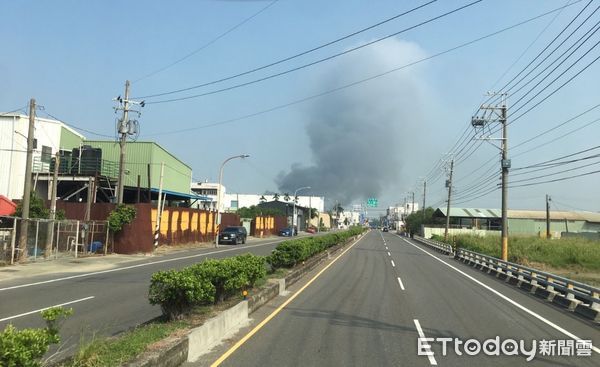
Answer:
[2,0,599,213]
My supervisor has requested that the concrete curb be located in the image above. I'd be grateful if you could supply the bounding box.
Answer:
[127,232,364,366]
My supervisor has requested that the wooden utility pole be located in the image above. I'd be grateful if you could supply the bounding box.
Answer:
[546,194,551,239]
[85,177,94,221]
[18,98,36,261]
[444,159,454,241]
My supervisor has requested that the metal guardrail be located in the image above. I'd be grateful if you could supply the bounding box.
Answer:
[413,235,454,255]
[456,247,600,309]
[413,235,600,321]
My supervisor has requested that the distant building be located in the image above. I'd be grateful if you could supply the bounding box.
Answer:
[190,182,325,215]
[430,207,600,238]
[0,113,84,200]
[0,112,202,206]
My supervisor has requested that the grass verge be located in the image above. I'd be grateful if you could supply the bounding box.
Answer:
[435,234,600,286]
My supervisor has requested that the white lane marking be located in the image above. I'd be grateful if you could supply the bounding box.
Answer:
[414,319,437,365]
[403,238,600,355]
[391,260,396,267]
[0,296,95,322]
[387,251,391,256]
[0,240,283,292]
[397,277,405,291]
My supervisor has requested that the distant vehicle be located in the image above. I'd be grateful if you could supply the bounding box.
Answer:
[279,226,298,237]
[306,226,317,234]
[382,227,389,232]
[219,226,247,245]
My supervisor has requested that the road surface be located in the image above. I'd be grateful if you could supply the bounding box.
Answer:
[203,230,599,366]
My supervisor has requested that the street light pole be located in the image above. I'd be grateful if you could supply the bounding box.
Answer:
[293,186,311,232]
[216,154,249,247]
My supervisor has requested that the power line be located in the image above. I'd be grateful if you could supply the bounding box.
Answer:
[480,0,593,108]
[511,158,600,183]
[135,0,439,99]
[142,4,573,136]
[509,20,600,111]
[132,0,280,83]
[42,111,114,139]
[509,169,600,188]
[143,0,485,104]
[513,145,600,170]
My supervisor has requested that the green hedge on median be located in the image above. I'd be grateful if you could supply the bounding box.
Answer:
[267,226,365,268]
[148,227,365,320]
[148,254,266,320]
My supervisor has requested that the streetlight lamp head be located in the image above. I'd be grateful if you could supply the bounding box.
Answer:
[241,154,250,158]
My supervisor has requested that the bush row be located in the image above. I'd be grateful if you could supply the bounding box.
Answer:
[148,227,365,320]
[148,254,266,320]
[267,226,365,268]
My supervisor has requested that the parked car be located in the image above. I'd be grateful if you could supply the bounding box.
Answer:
[219,226,247,245]
[382,227,389,232]
[306,226,317,234]
[279,226,298,237]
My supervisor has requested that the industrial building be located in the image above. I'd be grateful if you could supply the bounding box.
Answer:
[0,113,204,206]
[430,207,600,238]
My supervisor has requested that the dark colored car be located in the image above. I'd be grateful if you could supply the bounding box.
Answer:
[219,226,247,245]
[279,226,298,237]
[382,227,389,232]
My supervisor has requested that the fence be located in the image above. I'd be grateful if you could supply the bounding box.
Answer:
[0,216,109,264]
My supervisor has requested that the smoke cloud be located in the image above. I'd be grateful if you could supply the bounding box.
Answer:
[277,38,430,207]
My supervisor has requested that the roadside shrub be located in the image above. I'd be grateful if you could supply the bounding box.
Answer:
[148,268,215,320]
[107,205,137,233]
[149,254,266,319]
[267,227,366,269]
[0,307,72,367]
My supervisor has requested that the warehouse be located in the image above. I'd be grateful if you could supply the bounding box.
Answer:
[431,207,600,238]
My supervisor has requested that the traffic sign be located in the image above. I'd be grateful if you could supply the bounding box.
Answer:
[367,198,378,208]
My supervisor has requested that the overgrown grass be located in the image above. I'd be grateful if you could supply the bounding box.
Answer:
[62,321,187,367]
[439,234,600,271]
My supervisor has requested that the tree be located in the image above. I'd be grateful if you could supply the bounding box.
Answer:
[309,208,318,219]
[237,206,284,218]
[15,192,65,220]
[343,217,350,226]
[404,207,441,235]
[259,195,267,203]
[272,193,280,201]
[283,193,291,201]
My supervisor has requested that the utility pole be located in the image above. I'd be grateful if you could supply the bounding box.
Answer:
[472,93,510,260]
[546,194,551,239]
[444,158,454,241]
[117,81,130,204]
[18,98,36,261]
[500,99,509,261]
[422,180,427,221]
[114,81,144,204]
[411,192,415,214]
[46,151,60,257]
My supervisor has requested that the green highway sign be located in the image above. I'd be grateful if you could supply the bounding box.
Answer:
[367,198,378,208]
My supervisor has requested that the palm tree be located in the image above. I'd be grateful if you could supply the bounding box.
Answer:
[259,195,267,203]
[283,193,291,202]
[272,193,280,201]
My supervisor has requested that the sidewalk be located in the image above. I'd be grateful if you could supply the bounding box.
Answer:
[0,241,216,283]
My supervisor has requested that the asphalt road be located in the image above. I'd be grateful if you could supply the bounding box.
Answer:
[0,235,303,360]
[209,230,599,367]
